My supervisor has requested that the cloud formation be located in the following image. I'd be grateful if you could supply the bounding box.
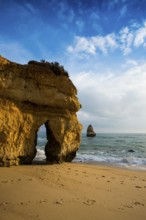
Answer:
[134,22,146,47]
[71,61,146,133]
[67,22,146,56]
[1,0,146,133]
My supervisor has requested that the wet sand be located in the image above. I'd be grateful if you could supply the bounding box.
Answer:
[0,163,146,220]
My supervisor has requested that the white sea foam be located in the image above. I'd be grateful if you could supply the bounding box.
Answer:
[75,152,146,170]
[36,133,146,170]
[34,148,46,161]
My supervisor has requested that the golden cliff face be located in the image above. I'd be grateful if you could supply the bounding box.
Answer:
[0,56,82,166]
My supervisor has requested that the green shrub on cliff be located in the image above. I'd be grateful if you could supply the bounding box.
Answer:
[28,60,69,77]
[50,62,69,77]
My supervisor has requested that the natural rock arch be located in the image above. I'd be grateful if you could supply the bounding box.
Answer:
[0,56,82,166]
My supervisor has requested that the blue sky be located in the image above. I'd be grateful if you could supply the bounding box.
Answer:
[0,0,146,132]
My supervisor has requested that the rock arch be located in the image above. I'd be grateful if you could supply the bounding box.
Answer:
[0,56,82,166]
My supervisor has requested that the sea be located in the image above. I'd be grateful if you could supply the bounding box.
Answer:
[35,130,146,170]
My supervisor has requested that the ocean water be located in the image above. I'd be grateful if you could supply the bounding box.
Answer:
[35,131,146,170]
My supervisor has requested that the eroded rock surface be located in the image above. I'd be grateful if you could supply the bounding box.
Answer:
[0,56,82,166]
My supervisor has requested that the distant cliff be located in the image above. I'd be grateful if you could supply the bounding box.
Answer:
[0,56,82,166]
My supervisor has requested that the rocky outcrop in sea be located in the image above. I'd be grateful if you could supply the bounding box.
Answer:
[0,56,82,166]
[86,125,96,137]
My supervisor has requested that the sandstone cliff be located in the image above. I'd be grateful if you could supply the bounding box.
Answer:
[0,55,82,166]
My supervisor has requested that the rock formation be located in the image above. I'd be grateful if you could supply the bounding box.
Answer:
[0,56,82,167]
[86,125,96,137]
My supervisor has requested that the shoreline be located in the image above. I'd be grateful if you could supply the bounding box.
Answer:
[1,162,146,220]
[32,158,146,171]
[35,151,146,172]
[73,160,146,171]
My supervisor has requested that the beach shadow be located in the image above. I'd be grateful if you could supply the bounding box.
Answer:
[32,160,47,166]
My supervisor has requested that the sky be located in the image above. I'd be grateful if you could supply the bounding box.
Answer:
[0,0,146,133]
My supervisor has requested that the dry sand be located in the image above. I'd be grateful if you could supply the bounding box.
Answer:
[0,162,146,220]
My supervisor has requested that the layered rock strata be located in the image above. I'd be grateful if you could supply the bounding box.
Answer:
[0,56,82,166]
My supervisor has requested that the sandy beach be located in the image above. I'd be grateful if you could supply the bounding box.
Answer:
[0,163,146,220]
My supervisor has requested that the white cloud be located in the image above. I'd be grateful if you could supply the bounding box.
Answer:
[91,36,107,54]
[105,34,117,47]
[67,22,146,57]
[71,62,146,133]
[134,23,146,47]
[122,47,132,55]
[127,59,137,66]
[119,27,133,55]
[67,36,96,55]
[67,33,117,55]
